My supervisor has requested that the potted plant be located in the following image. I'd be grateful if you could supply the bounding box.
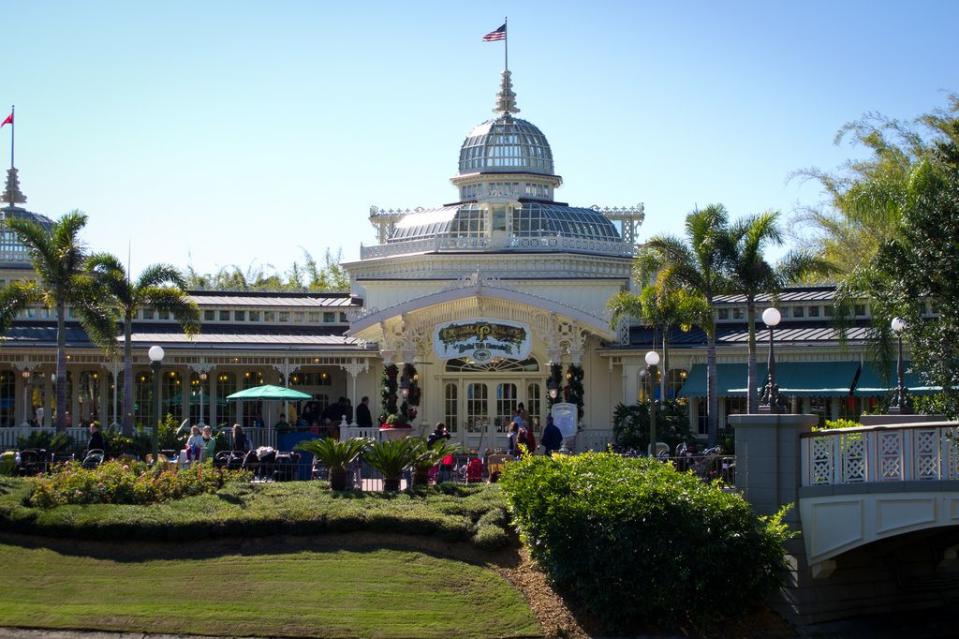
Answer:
[409,437,460,487]
[363,438,417,492]
[296,437,369,491]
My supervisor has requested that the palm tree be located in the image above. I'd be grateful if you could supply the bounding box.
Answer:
[642,205,730,445]
[85,254,200,435]
[724,212,836,412]
[6,211,112,431]
[296,437,369,490]
[0,281,40,334]
[608,285,709,400]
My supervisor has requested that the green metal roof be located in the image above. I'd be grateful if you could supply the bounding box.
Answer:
[853,362,940,397]
[680,361,860,398]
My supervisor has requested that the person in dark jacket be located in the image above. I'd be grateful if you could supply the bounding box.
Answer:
[356,396,373,428]
[541,415,563,457]
[87,422,105,452]
[427,422,450,448]
[232,423,249,452]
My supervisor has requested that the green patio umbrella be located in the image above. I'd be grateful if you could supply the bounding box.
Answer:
[225,385,312,401]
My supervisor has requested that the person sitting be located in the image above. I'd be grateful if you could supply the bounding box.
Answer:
[274,413,291,432]
[201,425,217,461]
[542,415,563,457]
[87,422,105,453]
[427,422,451,448]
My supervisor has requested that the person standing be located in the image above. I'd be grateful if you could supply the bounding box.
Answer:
[356,396,373,429]
[542,415,563,457]
[427,422,450,448]
[87,422,105,452]
[232,424,249,452]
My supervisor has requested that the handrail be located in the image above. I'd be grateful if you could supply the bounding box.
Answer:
[799,421,959,437]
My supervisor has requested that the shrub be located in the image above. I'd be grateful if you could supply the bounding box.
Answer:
[27,460,249,508]
[16,431,75,454]
[296,437,369,490]
[818,418,863,431]
[612,400,692,452]
[363,438,417,491]
[500,452,792,631]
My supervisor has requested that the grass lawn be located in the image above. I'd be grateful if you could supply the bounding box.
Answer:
[0,541,540,638]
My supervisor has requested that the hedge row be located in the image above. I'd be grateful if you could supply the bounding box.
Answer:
[0,478,511,550]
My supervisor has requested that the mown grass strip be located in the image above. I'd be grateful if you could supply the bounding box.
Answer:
[0,542,540,638]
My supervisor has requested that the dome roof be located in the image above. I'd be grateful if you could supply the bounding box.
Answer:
[458,117,554,176]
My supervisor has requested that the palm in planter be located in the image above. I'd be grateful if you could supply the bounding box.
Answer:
[296,437,369,491]
[409,438,461,487]
[364,438,417,492]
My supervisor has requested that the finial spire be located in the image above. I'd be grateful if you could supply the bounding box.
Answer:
[494,69,520,116]
[2,168,26,207]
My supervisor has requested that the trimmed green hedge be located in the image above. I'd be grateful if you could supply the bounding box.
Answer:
[500,452,791,630]
[0,478,512,550]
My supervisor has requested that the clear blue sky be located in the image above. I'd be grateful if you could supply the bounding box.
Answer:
[3,0,957,278]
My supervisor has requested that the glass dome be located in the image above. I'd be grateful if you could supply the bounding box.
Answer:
[388,202,619,244]
[458,117,554,176]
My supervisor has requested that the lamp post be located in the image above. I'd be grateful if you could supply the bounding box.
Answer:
[147,345,165,460]
[645,350,660,457]
[20,369,31,426]
[199,371,208,426]
[758,307,784,413]
[546,374,559,401]
[888,317,910,415]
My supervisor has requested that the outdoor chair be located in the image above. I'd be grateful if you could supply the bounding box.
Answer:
[486,453,508,482]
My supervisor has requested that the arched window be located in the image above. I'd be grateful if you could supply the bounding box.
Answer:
[445,357,539,373]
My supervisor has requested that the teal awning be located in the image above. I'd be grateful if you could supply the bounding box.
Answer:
[680,361,860,398]
[853,362,940,397]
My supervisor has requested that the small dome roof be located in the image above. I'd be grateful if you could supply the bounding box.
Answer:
[458,117,554,176]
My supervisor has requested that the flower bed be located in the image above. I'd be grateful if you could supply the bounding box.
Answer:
[28,460,250,508]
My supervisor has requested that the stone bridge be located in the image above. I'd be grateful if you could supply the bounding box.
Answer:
[731,413,959,624]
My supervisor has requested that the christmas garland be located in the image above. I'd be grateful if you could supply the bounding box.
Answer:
[380,364,398,422]
[546,362,564,410]
[400,363,420,424]
[564,363,585,420]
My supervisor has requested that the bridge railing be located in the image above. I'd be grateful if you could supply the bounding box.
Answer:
[801,422,959,486]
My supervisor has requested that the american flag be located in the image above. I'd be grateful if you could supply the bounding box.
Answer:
[482,24,506,41]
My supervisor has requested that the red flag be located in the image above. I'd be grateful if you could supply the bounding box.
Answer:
[0,112,11,127]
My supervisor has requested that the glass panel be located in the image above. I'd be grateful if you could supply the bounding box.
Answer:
[77,371,101,426]
[215,372,237,428]
[0,371,14,427]
[466,383,488,433]
[526,383,541,431]
[445,382,458,433]
[161,370,182,421]
[134,370,154,428]
[495,383,518,432]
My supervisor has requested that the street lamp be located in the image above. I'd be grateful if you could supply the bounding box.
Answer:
[147,345,165,460]
[888,317,911,414]
[199,371,208,426]
[645,350,660,457]
[546,374,559,400]
[758,307,784,413]
[20,369,31,426]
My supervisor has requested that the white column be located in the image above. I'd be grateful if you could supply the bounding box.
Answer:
[181,368,191,424]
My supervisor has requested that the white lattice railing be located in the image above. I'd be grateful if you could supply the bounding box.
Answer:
[801,423,959,486]
[360,235,633,259]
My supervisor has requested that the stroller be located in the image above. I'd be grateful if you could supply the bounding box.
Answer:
[273,451,300,482]
[81,449,105,470]
[17,449,48,476]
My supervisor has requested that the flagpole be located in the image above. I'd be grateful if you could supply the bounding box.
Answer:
[9,105,13,170]
[504,17,508,73]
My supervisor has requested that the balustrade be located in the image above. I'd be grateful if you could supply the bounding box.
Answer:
[801,422,959,486]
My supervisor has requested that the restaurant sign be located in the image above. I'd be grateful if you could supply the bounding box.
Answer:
[433,318,532,363]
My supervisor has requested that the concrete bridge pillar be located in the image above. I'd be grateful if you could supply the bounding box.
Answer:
[728,413,817,522]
